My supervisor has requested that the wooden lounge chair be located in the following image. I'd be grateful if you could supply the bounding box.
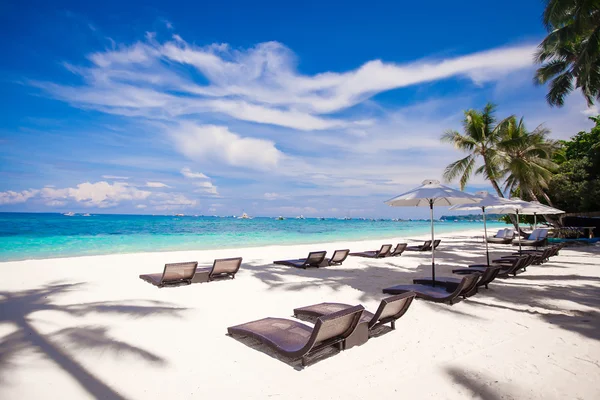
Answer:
[405,240,432,251]
[390,243,408,256]
[382,274,481,305]
[487,229,515,244]
[515,244,564,263]
[139,261,198,288]
[432,239,441,249]
[468,254,532,277]
[192,257,243,283]
[274,251,327,269]
[293,293,415,335]
[349,244,392,258]
[227,305,365,366]
[451,265,503,289]
[323,249,350,266]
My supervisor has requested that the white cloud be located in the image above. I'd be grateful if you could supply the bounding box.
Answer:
[264,192,289,200]
[136,204,147,209]
[172,123,282,170]
[145,181,171,188]
[0,189,39,205]
[101,175,129,180]
[193,181,218,195]
[150,193,198,210]
[180,167,208,179]
[39,181,151,208]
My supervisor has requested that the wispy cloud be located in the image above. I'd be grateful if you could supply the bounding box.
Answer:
[180,167,208,179]
[180,167,219,195]
[101,175,129,180]
[145,181,171,188]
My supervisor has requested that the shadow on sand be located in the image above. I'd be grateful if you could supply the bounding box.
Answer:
[0,282,187,399]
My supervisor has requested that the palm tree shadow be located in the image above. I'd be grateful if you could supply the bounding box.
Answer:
[0,281,187,400]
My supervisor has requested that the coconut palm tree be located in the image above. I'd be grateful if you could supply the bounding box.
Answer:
[441,103,507,196]
[534,0,600,107]
[497,117,559,204]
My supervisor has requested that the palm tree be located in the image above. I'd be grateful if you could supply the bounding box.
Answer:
[441,103,506,196]
[534,0,600,107]
[497,117,559,204]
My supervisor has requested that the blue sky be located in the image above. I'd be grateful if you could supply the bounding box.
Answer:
[0,0,596,218]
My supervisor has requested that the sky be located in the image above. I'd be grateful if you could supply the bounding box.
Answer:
[0,0,597,218]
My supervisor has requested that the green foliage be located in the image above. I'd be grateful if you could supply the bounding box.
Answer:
[547,115,600,212]
[534,1,600,107]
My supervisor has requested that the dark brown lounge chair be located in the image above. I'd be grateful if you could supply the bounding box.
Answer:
[349,244,392,258]
[382,273,481,305]
[274,251,327,269]
[227,305,365,366]
[468,254,532,277]
[390,243,408,256]
[192,257,243,283]
[450,265,503,289]
[405,240,432,251]
[293,293,415,334]
[139,261,198,288]
[432,239,441,249]
[324,249,350,266]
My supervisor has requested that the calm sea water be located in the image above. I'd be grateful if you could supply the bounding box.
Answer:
[0,213,506,262]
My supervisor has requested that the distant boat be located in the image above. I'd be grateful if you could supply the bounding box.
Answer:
[175,213,185,217]
[343,216,352,220]
[318,217,325,220]
[238,212,252,219]
[82,213,91,217]
[296,215,305,219]
[276,216,285,220]
[63,212,75,217]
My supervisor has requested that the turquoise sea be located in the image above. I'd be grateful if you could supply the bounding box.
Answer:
[0,213,506,262]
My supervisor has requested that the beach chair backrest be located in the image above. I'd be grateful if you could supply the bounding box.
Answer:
[392,243,407,255]
[330,249,350,264]
[307,251,327,265]
[433,240,441,249]
[528,229,541,240]
[537,229,548,240]
[371,292,416,328]
[505,229,515,239]
[161,262,198,283]
[210,257,243,278]
[496,229,506,238]
[311,305,364,346]
[378,244,393,256]
[421,240,432,250]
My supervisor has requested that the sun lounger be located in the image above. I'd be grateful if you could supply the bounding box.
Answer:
[227,305,365,366]
[487,228,515,244]
[515,244,564,263]
[139,261,198,288]
[349,244,392,258]
[513,228,548,247]
[382,274,481,305]
[468,254,532,277]
[432,239,441,249]
[293,293,415,334]
[451,265,502,289]
[390,243,408,256]
[192,257,243,283]
[274,251,327,269]
[405,240,432,251]
[323,249,350,266]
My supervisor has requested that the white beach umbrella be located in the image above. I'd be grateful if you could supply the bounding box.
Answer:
[450,192,526,265]
[478,198,564,253]
[385,179,482,284]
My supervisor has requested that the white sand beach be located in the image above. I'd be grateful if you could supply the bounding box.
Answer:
[1,229,599,399]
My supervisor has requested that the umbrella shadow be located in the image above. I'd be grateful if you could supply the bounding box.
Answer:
[0,281,187,399]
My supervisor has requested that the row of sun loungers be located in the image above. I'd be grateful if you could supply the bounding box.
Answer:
[349,240,440,258]
[383,244,565,305]
[139,257,243,288]
[274,249,350,268]
[227,293,416,366]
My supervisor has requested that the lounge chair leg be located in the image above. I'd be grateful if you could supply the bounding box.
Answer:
[391,321,396,330]
[485,284,489,289]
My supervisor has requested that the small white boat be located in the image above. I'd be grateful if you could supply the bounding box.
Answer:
[238,212,252,219]
[175,213,185,217]
[276,216,285,220]
[63,212,75,217]
[82,213,91,217]
[296,215,305,219]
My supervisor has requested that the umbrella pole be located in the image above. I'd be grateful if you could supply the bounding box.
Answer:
[483,206,489,266]
[430,200,435,285]
[534,213,537,230]
[517,210,522,254]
